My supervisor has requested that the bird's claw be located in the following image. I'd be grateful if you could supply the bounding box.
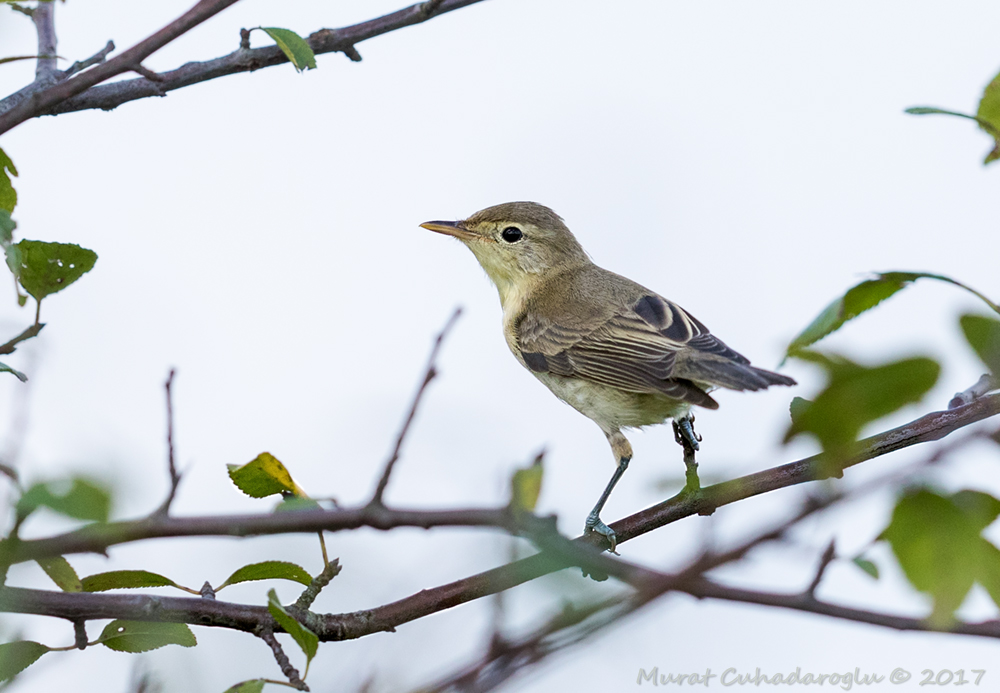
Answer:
[673,416,701,451]
[585,513,619,554]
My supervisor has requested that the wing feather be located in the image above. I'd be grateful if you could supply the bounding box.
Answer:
[516,292,793,405]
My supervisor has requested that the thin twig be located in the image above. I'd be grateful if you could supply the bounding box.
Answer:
[949,374,997,409]
[132,64,165,82]
[62,41,116,79]
[152,369,181,517]
[294,559,342,611]
[805,539,836,599]
[73,619,87,650]
[370,307,461,505]
[31,1,58,81]
[317,532,329,566]
[257,625,308,691]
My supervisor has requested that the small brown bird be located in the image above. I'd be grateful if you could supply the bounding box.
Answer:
[422,202,795,550]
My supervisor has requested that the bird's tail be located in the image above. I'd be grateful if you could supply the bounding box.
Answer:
[677,357,796,392]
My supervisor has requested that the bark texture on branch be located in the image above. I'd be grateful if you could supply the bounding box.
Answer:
[0,0,490,133]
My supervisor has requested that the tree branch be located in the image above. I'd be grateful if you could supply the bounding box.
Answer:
[0,0,245,135]
[684,577,1000,636]
[31,1,58,81]
[257,626,308,691]
[6,393,998,567]
[310,393,1000,633]
[0,0,492,131]
[804,540,836,599]
[5,506,517,563]
[0,393,995,656]
[62,41,116,79]
[151,368,182,517]
[371,307,461,505]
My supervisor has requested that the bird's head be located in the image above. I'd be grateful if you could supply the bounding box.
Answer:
[421,202,589,296]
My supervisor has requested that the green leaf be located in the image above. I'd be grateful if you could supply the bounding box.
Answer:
[81,570,179,592]
[37,556,82,592]
[0,147,17,214]
[217,561,312,590]
[12,240,98,301]
[509,453,544,512]
[260,28,316,72]
[228,452,305,498]
[882,489,1000,625]
[950,489,1000,533]
[273,496,322,513]
[224,681,266,693]
[0,362,26,382]
[960,314,1000,376]
[784,353,940,455]
[787,278,909,355]
[0,641,49,681]
[267,589,318,666]
[17,478,111,522]
[976,542,1000,609]
[98,620,197,653]
[976,69,1000,164]
[787,271,1000,357]
[0,209,15,246]
[788,396,812,423]
[852,556,879,580]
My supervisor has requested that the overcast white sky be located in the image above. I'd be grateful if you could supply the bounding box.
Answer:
[1,1,999,691]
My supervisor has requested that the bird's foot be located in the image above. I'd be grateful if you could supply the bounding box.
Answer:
[673,415,701,452]
[585,512,619,554]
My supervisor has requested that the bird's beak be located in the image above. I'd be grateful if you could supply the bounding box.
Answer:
[420,220,478,241]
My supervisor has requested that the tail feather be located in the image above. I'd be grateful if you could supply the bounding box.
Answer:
[675,356,796,392]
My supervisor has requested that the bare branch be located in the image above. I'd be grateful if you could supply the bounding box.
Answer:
[804,539,836,599]
[294,559,342,611]
[14,0,492,120]
[152,368,181,517]
[7,506,515,563]
[73,619,87,650]
[419,597,630,693]
[684,577,1000,635]
[62,41,116,79]
[949,374,997,409]
[370,307,461,505]
[31,1,57,81]
[257,625,308,691]
[0,438,996,649]
[7,393,999,567]
[0,0,245,135]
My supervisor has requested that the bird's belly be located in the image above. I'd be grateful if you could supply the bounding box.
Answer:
[532,372,690,432]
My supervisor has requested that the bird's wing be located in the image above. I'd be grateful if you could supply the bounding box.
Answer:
[516,292,793,408]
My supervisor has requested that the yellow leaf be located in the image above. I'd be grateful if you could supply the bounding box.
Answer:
[509,452,544,512]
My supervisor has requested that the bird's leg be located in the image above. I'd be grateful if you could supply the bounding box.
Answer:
[673,414,701,493]
[585,431,633,553]
[585,456,629,554]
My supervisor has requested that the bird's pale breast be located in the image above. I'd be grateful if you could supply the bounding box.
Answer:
[531,370,692,433]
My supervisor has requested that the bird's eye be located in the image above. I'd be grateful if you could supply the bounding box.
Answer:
[501,226,523,243]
